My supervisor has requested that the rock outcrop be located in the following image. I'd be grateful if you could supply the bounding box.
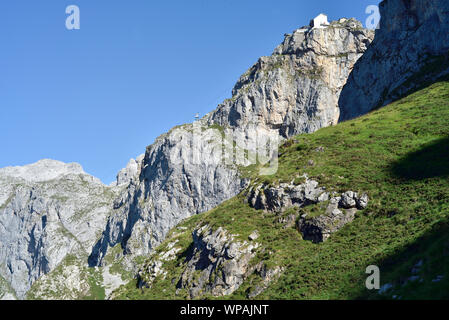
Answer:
[247,264,284,299]
[176,225,259,298]
[134,225,271,299]
[339,0,449,121]
[247,178,369,243]
[0,275,16,300]
[0,160,120,298]
[297,191,369,243]
[247,176,329,212]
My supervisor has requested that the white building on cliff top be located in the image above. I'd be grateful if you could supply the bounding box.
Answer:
[310,14,329,28]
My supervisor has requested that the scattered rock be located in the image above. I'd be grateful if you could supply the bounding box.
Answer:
[248,231,259,241]
[0,14,377,299]
[276,214,298,229]
[340,191,357,209]
[247,175,327,212]
[248,178,369,243]
[297,207,357,243]
[0,160,116,299]
[411,260,423,274]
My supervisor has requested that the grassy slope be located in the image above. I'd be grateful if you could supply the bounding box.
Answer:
[26,254,106,300]
[0,274,16,299]
[114,80,449,300]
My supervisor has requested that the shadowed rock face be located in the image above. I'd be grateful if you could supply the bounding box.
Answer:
[339,0,449,121]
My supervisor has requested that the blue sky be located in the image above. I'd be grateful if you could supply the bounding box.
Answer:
[0,0,381,184]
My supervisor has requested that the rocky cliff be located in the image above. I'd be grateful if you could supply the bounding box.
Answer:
[339,0,449,121]
[88,124,247,268]
[206,18,374,138]
[0,160,121,298]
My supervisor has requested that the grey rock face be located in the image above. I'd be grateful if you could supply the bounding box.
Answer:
[340,191,357,209]
[89,124,247,266]
[206,18,374,139]
[339,0,449,121]
[0,160,118,298]
[176,225,259,298]
[297,208,357,243]
[115,155,145,186]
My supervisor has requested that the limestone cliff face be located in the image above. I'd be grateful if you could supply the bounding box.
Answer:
[89,124,247,267]
[0,160,119,298]
[339,0,449,121]
[206,18,374,138]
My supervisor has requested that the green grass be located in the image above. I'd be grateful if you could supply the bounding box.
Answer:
[83,268,106,300]
[0,274,16,299]
[113,80,449,300]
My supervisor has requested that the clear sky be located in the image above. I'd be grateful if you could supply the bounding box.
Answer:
[0,0,381,184]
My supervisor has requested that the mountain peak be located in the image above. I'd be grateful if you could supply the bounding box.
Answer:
[0,159,86,183]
